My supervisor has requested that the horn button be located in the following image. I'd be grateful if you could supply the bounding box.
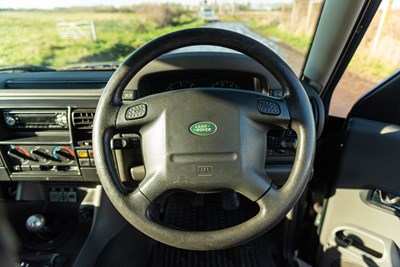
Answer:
[138,89,268,198]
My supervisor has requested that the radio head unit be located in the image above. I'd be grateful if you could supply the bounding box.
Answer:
[3,110,68,129]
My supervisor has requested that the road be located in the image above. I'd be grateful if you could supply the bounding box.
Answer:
[176,22,304,75]
[177,22,376,118]
[208,22,306,76]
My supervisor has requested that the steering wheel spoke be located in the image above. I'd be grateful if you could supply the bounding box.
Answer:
[236,169,273,201]
[136,173,170,203]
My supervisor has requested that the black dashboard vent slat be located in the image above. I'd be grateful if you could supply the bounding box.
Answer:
[3,80,107,89]
[72,109,95,130]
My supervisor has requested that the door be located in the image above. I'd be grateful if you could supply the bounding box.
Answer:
[318,70,400,267]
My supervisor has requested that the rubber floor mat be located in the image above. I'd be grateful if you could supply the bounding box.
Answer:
[147,243,259,267]
[95,203,284,267]
[159,193,259,231]
[146,193,284,267]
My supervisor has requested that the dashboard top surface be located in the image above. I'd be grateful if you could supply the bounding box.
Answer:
[0,52,282,100]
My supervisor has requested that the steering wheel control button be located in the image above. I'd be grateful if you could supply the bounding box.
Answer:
[122,90,137,100]
[257,99,280,115]
[189,122,217,136]
[125,104,147,120]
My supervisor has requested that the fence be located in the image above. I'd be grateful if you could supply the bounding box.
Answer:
[56,19,97,42]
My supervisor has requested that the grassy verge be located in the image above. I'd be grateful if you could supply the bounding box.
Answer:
[247,21,396,81]
[348,54,397,82]
[248,22,311,53]
[0,10,205,68]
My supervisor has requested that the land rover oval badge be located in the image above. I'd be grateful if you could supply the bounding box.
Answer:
[189,122,217,136]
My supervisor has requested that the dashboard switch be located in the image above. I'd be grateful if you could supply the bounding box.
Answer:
[21,165,31,171]
[281,139,297,149]
[257,99,280,115]
[122,90,137,100]
[79,159,90,167]
[31,165,41,171]
[12,165,22,172]
[56,166,70,171]
[77,150,89,158]
[125,104,147,120]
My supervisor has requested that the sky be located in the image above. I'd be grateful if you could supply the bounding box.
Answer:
[0,0,293,9]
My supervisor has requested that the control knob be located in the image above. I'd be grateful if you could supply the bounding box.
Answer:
[5,116,16,126]
[8,145,34,163]
[30,147,52,163]
[52,146,74,163]
[55,113,68,127]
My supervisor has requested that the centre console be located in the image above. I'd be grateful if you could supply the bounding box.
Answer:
[0,108,97,182]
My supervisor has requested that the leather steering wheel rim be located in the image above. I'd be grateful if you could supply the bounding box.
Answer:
[93,28,316,250]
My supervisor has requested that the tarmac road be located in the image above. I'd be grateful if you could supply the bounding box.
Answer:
[176,22,304,75]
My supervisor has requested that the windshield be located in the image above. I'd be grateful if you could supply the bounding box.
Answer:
[0,0,323,75]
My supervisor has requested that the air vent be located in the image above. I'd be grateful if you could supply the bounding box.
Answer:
[4,79,107,89]
[72,109,95,130]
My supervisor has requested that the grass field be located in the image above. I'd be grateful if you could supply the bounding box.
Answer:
[0,9,204,68]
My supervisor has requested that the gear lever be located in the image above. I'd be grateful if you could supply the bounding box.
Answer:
[25,214,46,233]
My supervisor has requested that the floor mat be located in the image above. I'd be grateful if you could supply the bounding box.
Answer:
[97,193,287,267]
[159,192,259,231]
[147,193,285,267]
[148,243,259,267]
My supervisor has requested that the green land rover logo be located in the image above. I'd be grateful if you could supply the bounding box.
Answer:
[189,122,217,136]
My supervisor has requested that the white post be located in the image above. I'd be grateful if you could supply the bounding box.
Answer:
[371,0,393,56]
[305,0,313,33]
[90,21,97,42]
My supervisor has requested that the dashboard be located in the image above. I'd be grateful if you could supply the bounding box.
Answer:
[0,52,324,187]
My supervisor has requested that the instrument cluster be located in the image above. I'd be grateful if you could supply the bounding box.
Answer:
[138,70,268,96]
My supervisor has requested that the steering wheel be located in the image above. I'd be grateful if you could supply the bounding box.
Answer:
[93,28,315,250]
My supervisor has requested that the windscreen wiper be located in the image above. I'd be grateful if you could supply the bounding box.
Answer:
[0,65,56,73]
[62,63,119,71]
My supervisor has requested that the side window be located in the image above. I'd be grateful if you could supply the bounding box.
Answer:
[329,0,399,118]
